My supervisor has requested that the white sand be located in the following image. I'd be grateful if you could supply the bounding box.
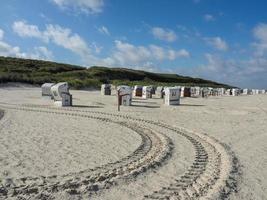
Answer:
[0,86,266,200]
[0,110,141,178]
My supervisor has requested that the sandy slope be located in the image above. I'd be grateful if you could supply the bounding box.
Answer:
[0,86,266,200]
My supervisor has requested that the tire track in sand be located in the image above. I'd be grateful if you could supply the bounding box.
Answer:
[0,103,240,199]
[0,103,173,199]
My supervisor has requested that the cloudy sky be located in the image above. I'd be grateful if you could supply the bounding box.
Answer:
[0,0,267,88]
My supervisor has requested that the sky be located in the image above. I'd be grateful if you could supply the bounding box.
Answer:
[0,0,267,88]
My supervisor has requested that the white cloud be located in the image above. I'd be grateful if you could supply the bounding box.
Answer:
[44,24,91,57]
[205,37,228,51]
[253,23,267,42]
[168,50,177,60]
[0,39,53,60]
[31,46,53,60]
[0,29,25,57]
[151,27,177,42]
[0,29,4,40]
[1,25,53,60]
[201,54,267,87]
[253,23,267,56]
[39,13,51,22]
[12,21,45,41]
[51,0,104,14]
[97,26,110,36]
[13,21,91,59]
[90,42,102,54]
[195,54,244,86]
[175,53,267,88]
[0,41,26,58]
[101,40,189,67]
[111,40,151,65]
[204,14,215,22]
[176,49,190,58]
[12,20,104,66]
[150,45,165,60]
[12,21,189,71]
[0,28,27,58]
[168,49,190,60]
[188,25,267,88]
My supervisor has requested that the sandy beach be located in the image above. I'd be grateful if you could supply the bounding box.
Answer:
[0,85,266,200]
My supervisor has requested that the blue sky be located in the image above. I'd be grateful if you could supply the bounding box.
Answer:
[0,0,267,88]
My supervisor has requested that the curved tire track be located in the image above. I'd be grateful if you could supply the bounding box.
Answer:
[0,103,240,199]
[0,104,173,199]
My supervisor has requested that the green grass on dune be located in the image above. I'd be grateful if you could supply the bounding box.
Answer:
[0,56,232,89]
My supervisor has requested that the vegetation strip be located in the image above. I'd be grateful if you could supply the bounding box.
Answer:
[0,56,232,89]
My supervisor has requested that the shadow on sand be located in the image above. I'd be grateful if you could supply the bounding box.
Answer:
[0,110,4,120]
[131,104,160,108]
[179,104,205,107]
[72,105,104,108]
[131,100,158,104]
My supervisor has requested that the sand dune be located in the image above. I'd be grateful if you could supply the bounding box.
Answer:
[0,86,266,199]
